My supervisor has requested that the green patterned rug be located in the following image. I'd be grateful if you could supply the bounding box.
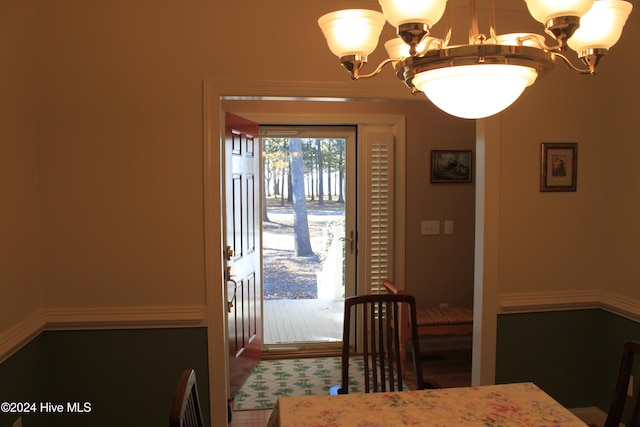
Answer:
[233,356,369,410]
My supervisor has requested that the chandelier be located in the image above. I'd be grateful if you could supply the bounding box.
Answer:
[318,0,633,119]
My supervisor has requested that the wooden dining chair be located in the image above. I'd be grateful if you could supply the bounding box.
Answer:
[604,341,640,427]
[331,293,431,394]
[169,369,205,427]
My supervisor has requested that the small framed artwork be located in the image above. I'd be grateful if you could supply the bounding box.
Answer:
[431,150,472,183]
[540,143,578,192]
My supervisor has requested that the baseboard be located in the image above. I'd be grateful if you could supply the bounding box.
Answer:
[570,406,608,427]
[0,305,207,363]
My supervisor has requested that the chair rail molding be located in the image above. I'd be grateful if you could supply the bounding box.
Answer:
[0,305,207,364]
[0,309,47,364]
[498,289,640,323]
[45,305,207,330]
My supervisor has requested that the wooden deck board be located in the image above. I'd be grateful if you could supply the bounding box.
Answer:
[263,299,343,344]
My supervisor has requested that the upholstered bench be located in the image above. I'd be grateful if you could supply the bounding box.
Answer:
[382,279,473,374]
[416,306,474,336]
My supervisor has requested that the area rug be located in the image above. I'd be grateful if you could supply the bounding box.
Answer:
[233,356,370,410]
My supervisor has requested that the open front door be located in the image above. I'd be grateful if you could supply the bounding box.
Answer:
[224,111,262,398]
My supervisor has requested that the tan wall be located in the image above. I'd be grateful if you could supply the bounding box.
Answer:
[35,0,212,309]
[602,8,640,301]
[493,7,640,297]
[0,0,41,331]
[495,69,606,295]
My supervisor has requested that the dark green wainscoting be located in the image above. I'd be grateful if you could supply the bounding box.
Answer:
[496,309,640,412]
[0,327,209,427]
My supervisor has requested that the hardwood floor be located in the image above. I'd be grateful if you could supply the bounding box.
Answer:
[229,408,273,427]
[228,348,472,427]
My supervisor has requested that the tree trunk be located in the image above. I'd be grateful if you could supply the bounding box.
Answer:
[327,141,333,201]
[316,139,325,206]
[262,156,271,222]
[338,150,345,203]
[280,169,285,207]
[289,138,313,256]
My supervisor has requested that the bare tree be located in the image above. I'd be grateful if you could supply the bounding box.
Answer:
[316,139,325,206]
[326,139,333,201]
[262,155,271,222]
[289,138,313,256]
[337,141,345,203]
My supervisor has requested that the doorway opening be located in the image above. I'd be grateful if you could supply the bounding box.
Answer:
[260,125,357,354]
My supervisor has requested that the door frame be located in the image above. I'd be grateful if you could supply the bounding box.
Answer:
[221,109,408,355]
[203,80,498,425]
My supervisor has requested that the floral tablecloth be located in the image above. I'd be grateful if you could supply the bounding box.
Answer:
[266,382,587,427]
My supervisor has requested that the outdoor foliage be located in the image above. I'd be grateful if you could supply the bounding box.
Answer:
[262,137,347,299]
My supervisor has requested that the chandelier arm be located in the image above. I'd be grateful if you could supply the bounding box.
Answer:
[354,58,398,80]
[415,36,444,56]
[513,34,561,52]
[553,52,593,75]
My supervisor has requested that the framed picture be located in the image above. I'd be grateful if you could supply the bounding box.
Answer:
[540,143,577,192]
[431,150,472,183]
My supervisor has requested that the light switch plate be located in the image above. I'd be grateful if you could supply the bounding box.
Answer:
[444,220,454,235]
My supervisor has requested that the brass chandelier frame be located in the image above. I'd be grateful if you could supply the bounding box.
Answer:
[339,0,608,95]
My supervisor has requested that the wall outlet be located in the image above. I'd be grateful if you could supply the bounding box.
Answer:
[13,417,22,427]
[440,303,449,309]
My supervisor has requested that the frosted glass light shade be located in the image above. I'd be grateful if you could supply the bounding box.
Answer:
[524,0,594,22]
[412,65,539,119]
[318,9,386,57]
[378,0,447,27]
[567,1,633,51]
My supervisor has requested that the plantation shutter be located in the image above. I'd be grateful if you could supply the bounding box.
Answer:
[358,125,395,295]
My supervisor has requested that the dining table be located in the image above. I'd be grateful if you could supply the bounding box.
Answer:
[266,382,588,427]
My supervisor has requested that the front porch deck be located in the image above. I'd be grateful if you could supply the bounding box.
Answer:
[263,299,343,344]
